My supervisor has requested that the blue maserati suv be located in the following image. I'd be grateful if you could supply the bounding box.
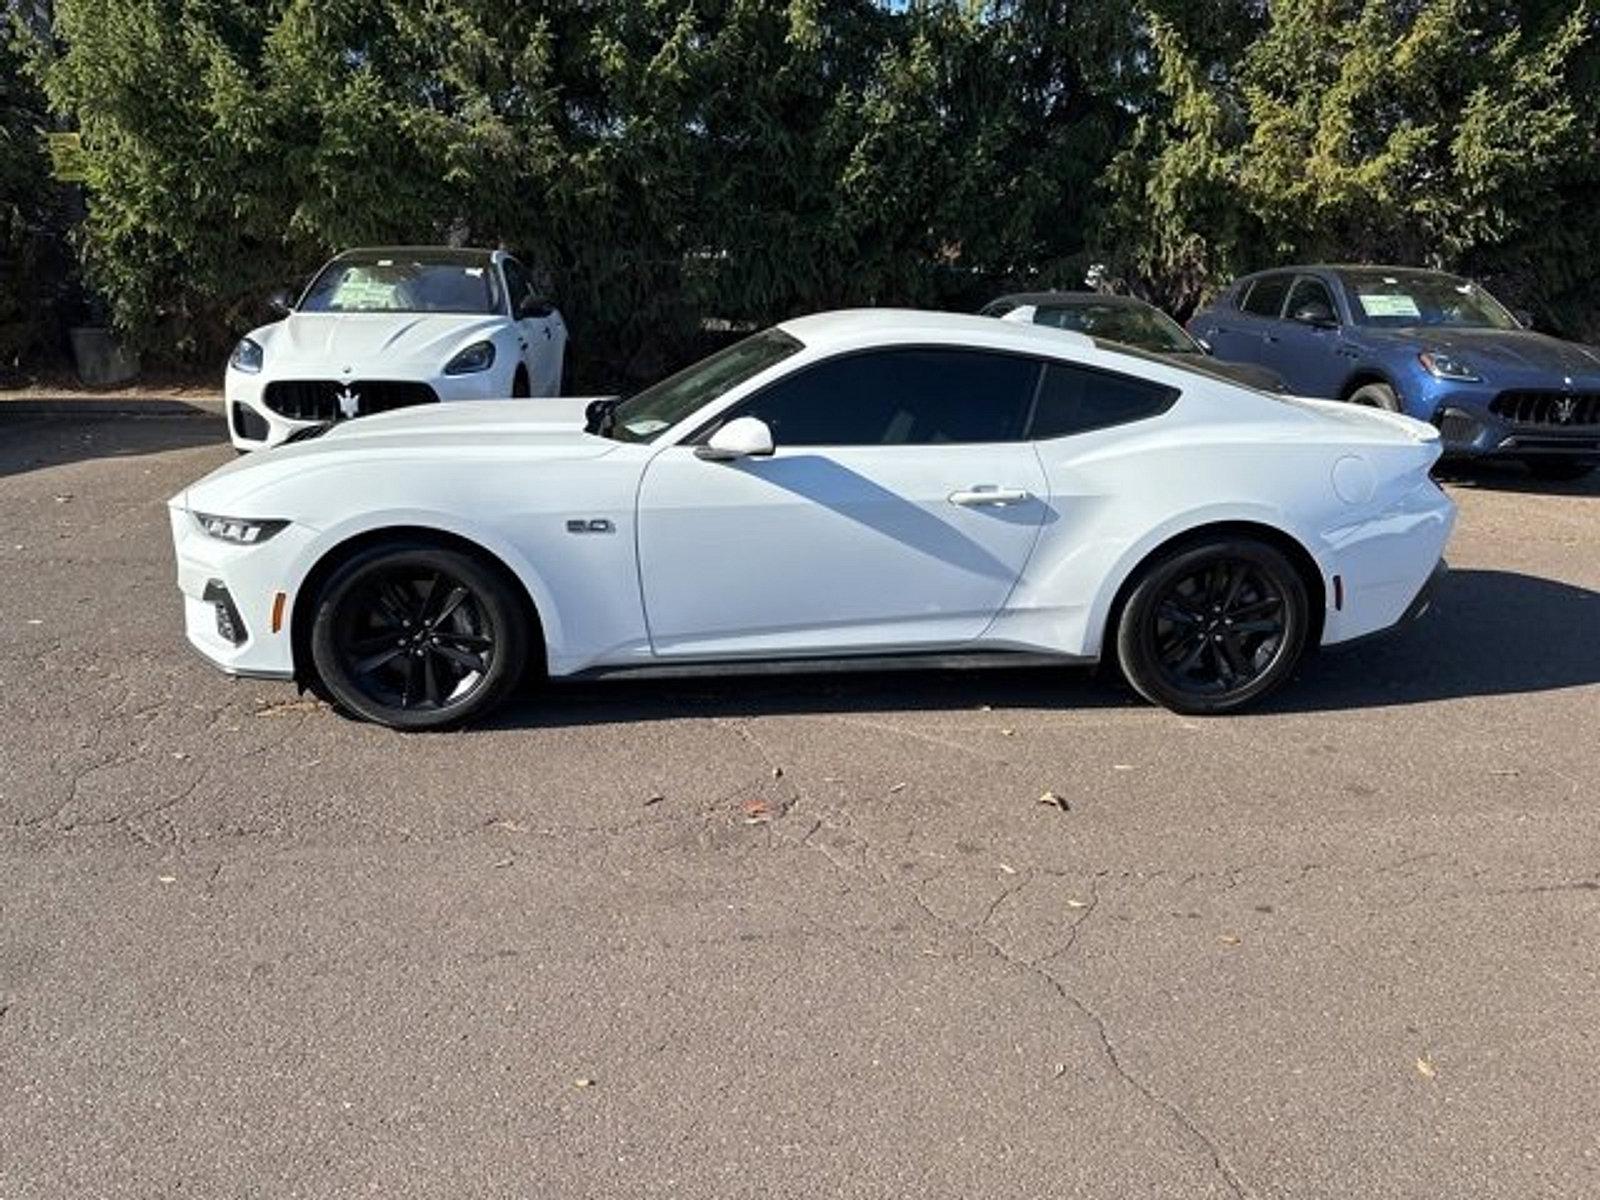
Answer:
[1190,266,1600,480]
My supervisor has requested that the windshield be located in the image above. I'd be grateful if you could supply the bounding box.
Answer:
[1340,270,1518,330]
[299,253,502,315]
[1033,301,1198,354]
[606,329,804,443]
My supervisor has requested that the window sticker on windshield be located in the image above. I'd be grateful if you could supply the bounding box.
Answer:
[623,418,671,436]
[331,271,399,308]
[1357,293,1421,319]
[464,267,483,277]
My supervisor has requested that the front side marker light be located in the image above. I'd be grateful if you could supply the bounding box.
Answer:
[194,513,288,544]
[270,590,287,634]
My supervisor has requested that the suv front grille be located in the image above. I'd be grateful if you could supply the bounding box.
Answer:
[1490,389,1600,428]
[262,380,440,422]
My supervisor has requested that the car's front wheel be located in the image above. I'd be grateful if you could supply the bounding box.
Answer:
[1348,382,1401,412]
[1116,538,1310,715]
[309,542,529,729]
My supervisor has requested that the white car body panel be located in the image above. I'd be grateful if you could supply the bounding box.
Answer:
[174,309,1454,690]
[224,248,567,451]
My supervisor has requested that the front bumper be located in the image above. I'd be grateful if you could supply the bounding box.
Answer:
[170,502,313,678]
[1430,394,1600,461]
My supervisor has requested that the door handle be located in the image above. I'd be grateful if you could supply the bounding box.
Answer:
[949,487,1032,507]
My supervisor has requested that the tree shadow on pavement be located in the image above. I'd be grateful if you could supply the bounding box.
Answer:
[489,568,1599,729]
[0,410,226,479]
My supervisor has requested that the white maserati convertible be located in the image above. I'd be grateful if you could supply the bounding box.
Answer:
[171,309,1454,728]
[225,246,566,450]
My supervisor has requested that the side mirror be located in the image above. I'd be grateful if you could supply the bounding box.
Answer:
[1291,303,1337,329]
[695,416,775,462]
[268,289,294,316]
[519,296,554,319]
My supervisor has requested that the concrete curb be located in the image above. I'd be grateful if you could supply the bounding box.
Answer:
[0,395,224,417]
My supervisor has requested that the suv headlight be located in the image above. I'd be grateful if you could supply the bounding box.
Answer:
[193,513,288,544]
[229,337,264,374]
[444,340,496,375]
[1419,351,1480,382]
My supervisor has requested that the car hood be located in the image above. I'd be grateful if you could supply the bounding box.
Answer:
[258,312,506,370]
[173,398,618,514]
[1375,327,1600,376]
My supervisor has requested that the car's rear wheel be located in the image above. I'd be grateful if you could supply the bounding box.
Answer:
[1116,538,1309,715]
[1524,459,1595,482]
[1348,382,1400,411]
[309,542,528,729]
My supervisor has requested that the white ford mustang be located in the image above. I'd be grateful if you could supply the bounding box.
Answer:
[225,246,567,451]
[171,309,1454,729]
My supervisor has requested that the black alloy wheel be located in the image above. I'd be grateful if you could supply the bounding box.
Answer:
[309,543,528,729]
[1116,538,1309,714]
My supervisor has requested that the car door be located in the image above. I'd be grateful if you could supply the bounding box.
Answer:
[1203,275,1292,369]
[634,347,1050,658]
[1268,274,1348,396]
[500,257,560,394]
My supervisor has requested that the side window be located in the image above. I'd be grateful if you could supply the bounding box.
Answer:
[1284,277,1335,320]
[718,348,1041,446]
[1029,362,1177,440]
[502,258,537,317]
[1240,275,1292,318]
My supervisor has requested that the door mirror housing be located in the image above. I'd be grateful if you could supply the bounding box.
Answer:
[1291,302,1337,329]
[268,288,295,316]
[518,296,554,319]
[695,416,775,461]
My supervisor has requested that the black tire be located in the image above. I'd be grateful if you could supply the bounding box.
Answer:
[512,367,531,398]
[1348,382,1400,411]
[1115,538,1309,715]
[1525,459,1595,482]
[309,541,529,730]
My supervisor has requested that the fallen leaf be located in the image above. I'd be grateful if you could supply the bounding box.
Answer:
[1052,1063,1067,1079]
[643,793,665,807]
[1488,768,1520,778]
[492,857,516,869]
[487,818,525,833]
[741,799,770,824]
[1066,898,1090,909]
[171,751,190,761]
[1037,791,1069,812]
[574,1077,595,1088]
[999,863,1018,875]
[888,783,907,793]
[1112,764,1134,771]
[26,619,43,626]
[1217,934,1241,946]
[157,875,176,884]
[53,494,73,503]
[770,766,784,780]
[1001,728,1016,737]
[1415,1055,1436,1079]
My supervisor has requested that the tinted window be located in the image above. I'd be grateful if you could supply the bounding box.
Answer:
[610,329,803,443]
[1285,277,1335,319]
[1240,275,1291,318]
[720,348,1040,446]
[1029,363,1177,440]
[1033,301,1197,354]
[502,258,534,315]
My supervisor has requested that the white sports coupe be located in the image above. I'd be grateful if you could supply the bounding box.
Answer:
[224,246,567,451]
[171,309,1454,729]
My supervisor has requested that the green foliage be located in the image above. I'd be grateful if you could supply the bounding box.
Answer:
[1100,0,1600,331]
[30,0,1600,383]
[0,14,57,373]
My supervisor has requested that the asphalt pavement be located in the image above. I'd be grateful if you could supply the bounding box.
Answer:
[2,408,1597,1198]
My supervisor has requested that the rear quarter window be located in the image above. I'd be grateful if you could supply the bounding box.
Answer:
[1029,362,1178,440]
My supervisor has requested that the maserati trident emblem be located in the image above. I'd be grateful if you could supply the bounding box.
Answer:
[334,386,361,419]
[1554,396,1577,425]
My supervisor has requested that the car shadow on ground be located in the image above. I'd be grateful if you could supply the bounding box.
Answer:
[1438,460,1600,497]
[0,410,226,479]
[486,568,1599,729]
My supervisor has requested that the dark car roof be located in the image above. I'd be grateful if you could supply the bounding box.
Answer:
[987,291,1155,309]
[1237,264,1468,280]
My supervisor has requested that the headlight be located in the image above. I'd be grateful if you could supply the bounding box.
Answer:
[444,340,496,375]
[193,513,288,544]
[1418,351,1480,382]
[229,337,264,374]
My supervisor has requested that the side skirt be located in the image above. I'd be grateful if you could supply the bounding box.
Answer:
[566,648,1093,683]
